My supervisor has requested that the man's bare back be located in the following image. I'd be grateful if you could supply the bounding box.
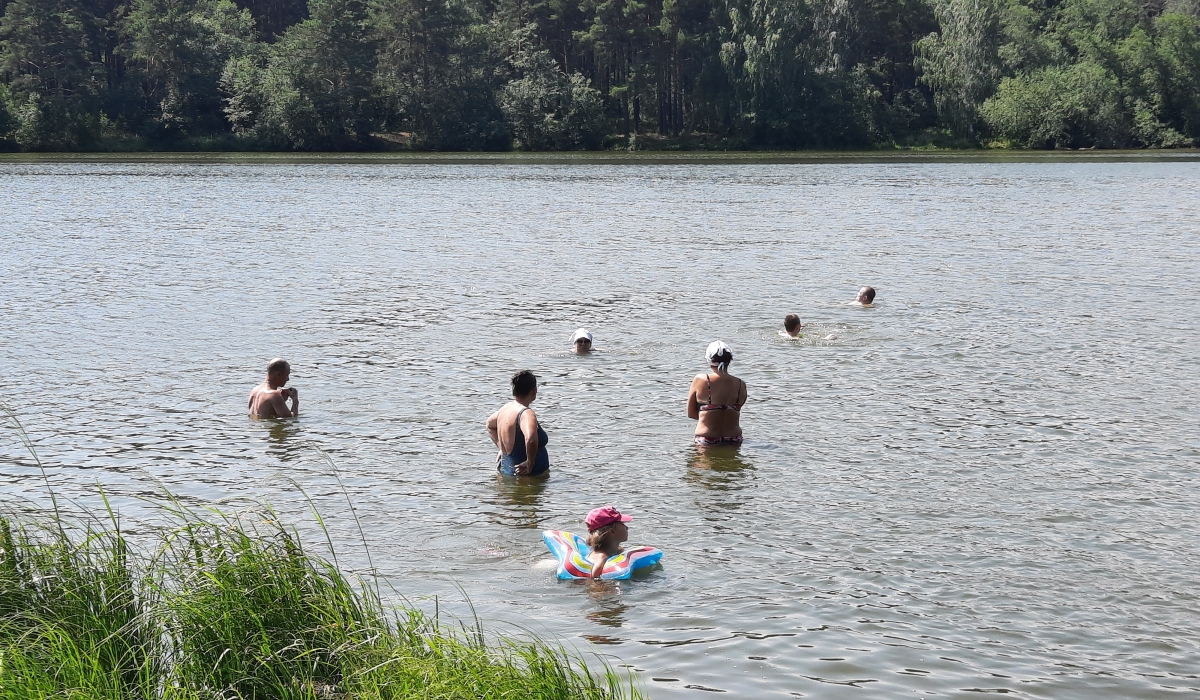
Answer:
[249,359,298,418]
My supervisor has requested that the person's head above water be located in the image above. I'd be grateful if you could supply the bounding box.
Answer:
[266,358,291,388]
[706,341,734,373]
[511,369,538,401]
[784,314,802,337]
[570,328,593,354]
[586,505,631,554]
[857,286,876,305]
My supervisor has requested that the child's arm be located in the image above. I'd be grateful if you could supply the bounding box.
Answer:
[590,554,610,580]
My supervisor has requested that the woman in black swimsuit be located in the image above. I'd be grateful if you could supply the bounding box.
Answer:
[486,370,550,476]
[686,341,746,445]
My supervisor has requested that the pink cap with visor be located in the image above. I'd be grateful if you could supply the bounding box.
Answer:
[586,505,632,532]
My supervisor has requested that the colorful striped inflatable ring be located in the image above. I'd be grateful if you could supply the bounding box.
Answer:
[542,530,663,580]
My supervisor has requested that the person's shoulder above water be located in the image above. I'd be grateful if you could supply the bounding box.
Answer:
[854,286,877,306]
[487,369,549,477]
[248,357,298,418]
[688,341,745,445]
[570,328,593,354]
[781,314,802,338]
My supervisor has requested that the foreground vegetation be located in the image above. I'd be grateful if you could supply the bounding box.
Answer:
[0,0,1197,152]
[0,502,638,700]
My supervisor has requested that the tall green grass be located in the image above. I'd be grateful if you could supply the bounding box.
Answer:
[0,405,637,699]
[0,505,639,700]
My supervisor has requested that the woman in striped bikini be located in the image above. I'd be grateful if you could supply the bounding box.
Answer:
[686,341,747,446]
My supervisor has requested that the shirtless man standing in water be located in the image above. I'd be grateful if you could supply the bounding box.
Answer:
[248,358,298,418]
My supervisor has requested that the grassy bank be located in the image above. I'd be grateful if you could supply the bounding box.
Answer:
[0,502,638,700]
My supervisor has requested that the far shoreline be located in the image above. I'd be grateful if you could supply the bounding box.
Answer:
[2,149,1200,166]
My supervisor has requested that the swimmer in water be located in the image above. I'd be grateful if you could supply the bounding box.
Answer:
[687,341,746,446]
[571,328,593,354]
[486,370,550,476]
[585,505,632,580]
[781,314,802,338]
[248,358,298,418]
[856,286,876,306]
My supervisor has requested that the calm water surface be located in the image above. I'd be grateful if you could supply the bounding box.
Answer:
[2,157,1199,698]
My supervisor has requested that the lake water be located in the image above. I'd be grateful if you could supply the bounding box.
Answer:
[1,154,1198,698]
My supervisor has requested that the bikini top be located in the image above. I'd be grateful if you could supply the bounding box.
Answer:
[699,373,744,412]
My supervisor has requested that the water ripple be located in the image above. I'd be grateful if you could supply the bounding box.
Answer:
[1,159,1198,698]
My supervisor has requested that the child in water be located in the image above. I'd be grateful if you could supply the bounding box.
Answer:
[585,505,631,580]
[781,314,802,337]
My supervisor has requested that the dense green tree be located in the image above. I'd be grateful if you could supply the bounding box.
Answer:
[719,0,876,146]
[982,61,1125,146]
[0,82,13,142]
[573,0,658,134]
[979,0,1200,146]
[225,0,377,147]
[848,0,940,141]
[1,0,1198,149]
[499,24,605,148]
[121,0,256,139]
[234,0,308,39]
[916,0,1002,138]
[0,0,105,149]
[370,0,507,148]
[1152,11,1200,139]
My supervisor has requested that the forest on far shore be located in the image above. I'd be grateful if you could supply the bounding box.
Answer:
[1,0,1198,152]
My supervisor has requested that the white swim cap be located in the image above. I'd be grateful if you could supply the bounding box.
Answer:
[705,340,732,363]
[571,328,593,343]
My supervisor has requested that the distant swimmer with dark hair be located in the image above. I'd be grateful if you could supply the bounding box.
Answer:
[248,358,298,418]
[687,341,746,447]
[856,286,876,306]
[781,314,803,338]
[486,370,550,476]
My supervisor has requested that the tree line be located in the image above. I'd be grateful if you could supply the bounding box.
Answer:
[1,0,1197,151]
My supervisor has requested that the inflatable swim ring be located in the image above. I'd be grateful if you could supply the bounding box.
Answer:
[542,530,663,580]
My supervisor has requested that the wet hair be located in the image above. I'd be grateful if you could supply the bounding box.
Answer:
[586,522,621,552]
[267,358,290,374]
[860,286,876,303]
[511,370,537,397]
[784,314,801,333]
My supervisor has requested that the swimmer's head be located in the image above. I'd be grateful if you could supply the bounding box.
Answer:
[586,505,631,552]
[706,341,733,373]
[511,369,537,399]
[570,328,593,354]
[784,314,802,336]
[857,286,876,305]
[266,358,290,386]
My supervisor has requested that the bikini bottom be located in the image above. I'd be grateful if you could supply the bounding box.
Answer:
[694,435,744,446]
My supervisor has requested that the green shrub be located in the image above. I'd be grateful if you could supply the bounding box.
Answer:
[981,61,1127,147]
